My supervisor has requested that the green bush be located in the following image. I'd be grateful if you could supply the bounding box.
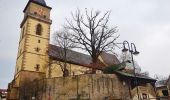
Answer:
[103,63,125,74]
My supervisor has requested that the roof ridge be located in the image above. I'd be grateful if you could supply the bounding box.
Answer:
[49,44,118,57]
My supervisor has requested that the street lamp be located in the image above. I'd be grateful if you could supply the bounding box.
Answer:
[122,40,140,100]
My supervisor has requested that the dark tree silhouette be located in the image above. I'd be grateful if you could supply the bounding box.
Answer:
[65,9,119,72]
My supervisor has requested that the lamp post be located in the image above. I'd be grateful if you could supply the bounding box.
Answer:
[122,40,140,100]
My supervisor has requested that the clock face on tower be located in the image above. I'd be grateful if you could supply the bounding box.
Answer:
[37,8,44,16]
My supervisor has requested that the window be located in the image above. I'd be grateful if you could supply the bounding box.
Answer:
[162,90,169,96]
[17,67,19,72]
[34,47,41,52]
[38,40,41,43]
[35,64,40,71]
[36,24,42,35]
[22,27,25,38]
[34,12,37,15]
[43,15,46,18]
[20,49,22,54]
[142,93,148,99]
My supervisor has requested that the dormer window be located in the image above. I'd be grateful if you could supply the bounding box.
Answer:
[36,24,42,35]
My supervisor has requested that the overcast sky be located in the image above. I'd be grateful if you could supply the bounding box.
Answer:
[0,0,170,89]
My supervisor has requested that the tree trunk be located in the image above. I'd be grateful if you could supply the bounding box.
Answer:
[91,58,98,74]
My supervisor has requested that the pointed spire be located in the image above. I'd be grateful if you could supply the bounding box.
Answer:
[32,0,46,6]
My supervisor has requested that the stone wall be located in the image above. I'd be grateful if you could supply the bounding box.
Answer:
[19,74,131,100]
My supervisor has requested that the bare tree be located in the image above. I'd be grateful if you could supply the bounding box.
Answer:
[65,9,119,72]
[37,29,75,77]
[53,29,75,77]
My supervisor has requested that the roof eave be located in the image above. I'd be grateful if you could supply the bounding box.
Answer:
[23,1,52,13]
[115,71,157,82]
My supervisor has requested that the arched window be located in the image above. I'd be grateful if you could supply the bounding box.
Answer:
[36,24,42,35]
[142,93,148,99]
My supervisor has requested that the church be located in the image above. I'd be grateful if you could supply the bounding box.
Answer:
[7,0,157,100]
[7,0,119,99]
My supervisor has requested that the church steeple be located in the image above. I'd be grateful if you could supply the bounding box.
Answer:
[14,0,52,88]
[7,0,52,99]
[16,0,52,74]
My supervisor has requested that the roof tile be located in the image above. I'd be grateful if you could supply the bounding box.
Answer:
[48,44,119,69]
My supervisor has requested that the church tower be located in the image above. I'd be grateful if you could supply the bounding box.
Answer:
[14,0,52,79]
[7,0,52,99]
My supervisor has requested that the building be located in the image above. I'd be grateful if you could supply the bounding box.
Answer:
[18,73,157,100]
[7,0,119,99]
[7,0,52,99]
[7,0,157,100]
[0,89,7,100]
[156,79,169,100]
[166,76,170,99]
[166,76,170,92]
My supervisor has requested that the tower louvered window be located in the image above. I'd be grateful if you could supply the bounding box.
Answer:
[36,24,42,35]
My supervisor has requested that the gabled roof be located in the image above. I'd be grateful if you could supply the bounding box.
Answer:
[48,44,119,69]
